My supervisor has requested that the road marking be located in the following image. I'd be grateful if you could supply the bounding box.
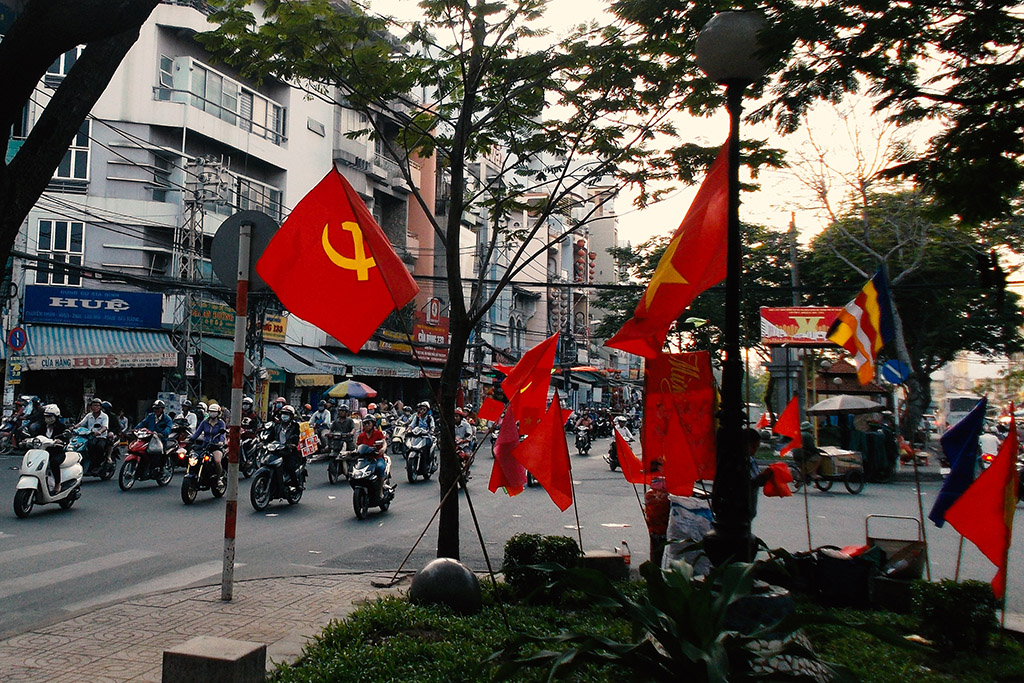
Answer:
[0,549,156,599]
[64,560,243,612]
[0,540,85,564]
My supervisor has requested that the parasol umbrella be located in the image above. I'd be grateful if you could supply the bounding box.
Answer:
[325,380,377,399]
[806,394,884,416]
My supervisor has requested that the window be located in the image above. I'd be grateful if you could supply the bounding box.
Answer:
[158,57,287,145]
[236,177,282,221]
[45,47,83,81]
[152,154,174,202]
[54,120,90,181]
[36,220,84,286]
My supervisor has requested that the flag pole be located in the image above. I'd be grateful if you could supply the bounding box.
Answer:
[910,438,932,580]
[955,535,964,581]
[802,466,812,551]
[567,449,584,552]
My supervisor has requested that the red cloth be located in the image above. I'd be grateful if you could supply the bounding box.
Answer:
[945,414,1020,598]
[773,395,802,456]
[488,402,525,496]
[478,397,505,423]
[762,462,793,497]
[501,333,558,435]
[614,428,645,485]
[605,142,729,358]
[755,412,771,429]
[511,391,573,511]
[256,169,418,352]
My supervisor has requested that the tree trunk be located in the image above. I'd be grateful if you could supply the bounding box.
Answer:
[435,312,469,559]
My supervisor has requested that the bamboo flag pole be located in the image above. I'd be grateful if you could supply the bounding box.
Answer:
[906,387,932,580]
[955,535,964,581]
[567,450,584,552]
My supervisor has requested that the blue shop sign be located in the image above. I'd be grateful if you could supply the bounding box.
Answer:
[24,285,163,329]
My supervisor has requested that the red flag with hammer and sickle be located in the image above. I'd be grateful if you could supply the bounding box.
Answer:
[257,168,419,352]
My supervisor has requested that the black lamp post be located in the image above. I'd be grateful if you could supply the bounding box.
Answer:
[695,11,769,565]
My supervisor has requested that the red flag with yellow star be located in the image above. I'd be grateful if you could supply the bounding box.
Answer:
[605,142,729,358]
[256,168,418,352]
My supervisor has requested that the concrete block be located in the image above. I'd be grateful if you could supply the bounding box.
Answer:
[163,635,266,683]
[582,550,628,581]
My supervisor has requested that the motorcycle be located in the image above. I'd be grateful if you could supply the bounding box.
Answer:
[239,423,265,479]
[327,430,358,484]
[69,426,117,481]
[0,418,30,457]
[180,438,227,504]
[404,426,437,483]
[249,441,306,511]
[575,424,592,456]
[604,429,634,472]
[390,422,407,456]
[456,437,474,488]
[119,428,173,490]
[13,433,83,518]
[349,447,395,519]
[164,417,192,471]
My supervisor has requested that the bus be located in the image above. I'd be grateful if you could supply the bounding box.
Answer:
[937,394,983,432]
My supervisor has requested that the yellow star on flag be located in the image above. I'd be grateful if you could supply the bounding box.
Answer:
[644,233,688,308]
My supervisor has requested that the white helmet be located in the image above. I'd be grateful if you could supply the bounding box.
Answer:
[208,404,222,416]
[43,404,61,417]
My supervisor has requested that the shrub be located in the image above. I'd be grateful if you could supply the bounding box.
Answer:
[501,533,581,597]
[911,579,998,652]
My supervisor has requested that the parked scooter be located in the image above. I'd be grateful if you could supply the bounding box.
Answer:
[69,426,117,481]
[350,450,395,519]
[249,441,306,511]
[180,440,227,504]
[404,426,437,482]
[575,424,592,456]
[119,428,173,490]
[13,433,83,518]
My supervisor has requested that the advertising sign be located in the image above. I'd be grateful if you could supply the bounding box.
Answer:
[24,351,177,372]
[412,310,450,365]
[191,300,287,343]
[6,358,23,385]
[760,307,842,347]
[24,285,163,329]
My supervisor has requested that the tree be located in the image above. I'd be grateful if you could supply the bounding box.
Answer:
[611,0,1024,226]
[0,0,160,274]
[801,190,1024,436]
[201,0,707,559]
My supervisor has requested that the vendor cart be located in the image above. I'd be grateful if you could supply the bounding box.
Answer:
[790,445,865,494]
[866,514,926,580]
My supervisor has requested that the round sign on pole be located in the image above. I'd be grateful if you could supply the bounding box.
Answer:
[7,326,27,353]
[210,210,279,290]
[881,359,911,384]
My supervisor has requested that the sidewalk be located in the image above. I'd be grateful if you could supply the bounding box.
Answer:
[0,571,406,682]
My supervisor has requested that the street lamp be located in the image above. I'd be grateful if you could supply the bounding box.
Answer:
[695,11,769,565]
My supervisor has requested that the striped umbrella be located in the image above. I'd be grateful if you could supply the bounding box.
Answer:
[324,380,378,399]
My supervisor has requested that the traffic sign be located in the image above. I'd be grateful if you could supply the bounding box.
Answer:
[7,326,27,353]
[881,359,911,384]
[210,210,278,291]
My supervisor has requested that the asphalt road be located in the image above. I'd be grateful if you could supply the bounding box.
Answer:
[1,436,1021,638]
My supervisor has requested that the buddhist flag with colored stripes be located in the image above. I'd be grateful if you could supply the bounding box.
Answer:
[826,269,896,384]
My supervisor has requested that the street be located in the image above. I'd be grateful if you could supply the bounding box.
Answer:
[1,435,1022,640]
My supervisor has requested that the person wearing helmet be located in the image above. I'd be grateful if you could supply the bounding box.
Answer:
[453,408,475,461]
[20,396,43,432]
[28,405,68,495]
[613,415,634,441]
[270,396,287,422]
[240,396,259,432]
[408,401,436,455]
[310,400,332,452]
[135,400,173,439]
[192,403,228,476]
[356,414,387,490]
[75,397,110,474]
[180,399,198,432]
[269,404,302,484]
[330,404,357,451]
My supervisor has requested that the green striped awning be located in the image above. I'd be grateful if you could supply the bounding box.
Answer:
[20,325,177,371]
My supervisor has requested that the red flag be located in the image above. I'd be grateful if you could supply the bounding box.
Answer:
[773,395,802,456]
[945,415,1019,598]
[511,391,573,511]
[763,462,794,498]
[661,411,698,496]
[614,428,645,485]
[755,412,771,429]
[605,142,729,358]
[478,397,505,423]
[256,168,418,352]
[501,333,558,434]
[488,406,526,496]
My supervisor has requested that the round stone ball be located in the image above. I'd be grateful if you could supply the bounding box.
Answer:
[409,558,482,614]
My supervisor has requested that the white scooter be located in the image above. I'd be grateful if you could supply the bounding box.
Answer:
[13,434,83,518]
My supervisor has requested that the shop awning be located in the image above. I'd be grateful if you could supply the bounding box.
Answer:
[328,349,421,378]
[199,337,286,383]
[19,324,177,371]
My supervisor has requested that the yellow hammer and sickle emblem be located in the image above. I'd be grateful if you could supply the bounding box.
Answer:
[322,222,377,281]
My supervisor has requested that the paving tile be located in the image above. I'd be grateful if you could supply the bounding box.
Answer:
[3,631,75,651]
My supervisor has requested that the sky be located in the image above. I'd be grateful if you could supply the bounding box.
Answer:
[362,0,932,251]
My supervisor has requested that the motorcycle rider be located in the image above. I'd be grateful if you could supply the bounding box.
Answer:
[330,404,357,451]
[194,401,208,425]
[192,403,228,476]
[454,408,475,471]
[74,397,109,474]
[356,414,387,492]
[101,400,122,461]
[27,404,68,495]
[136,400,173,438]
[21,396,43,432]
[269,396,287,422]
[310,400,332,452]
[181,399,198,432]
[240,396,259,432]
[270,404,302,485]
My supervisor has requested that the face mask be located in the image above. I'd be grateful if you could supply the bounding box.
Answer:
[281,415,291,422]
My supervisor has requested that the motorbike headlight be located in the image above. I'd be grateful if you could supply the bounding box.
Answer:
[189,456,199,466]
[203,454,211,462]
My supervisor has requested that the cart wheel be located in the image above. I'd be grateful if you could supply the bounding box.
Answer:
[814,477,833,491]
[844,469,865,494]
